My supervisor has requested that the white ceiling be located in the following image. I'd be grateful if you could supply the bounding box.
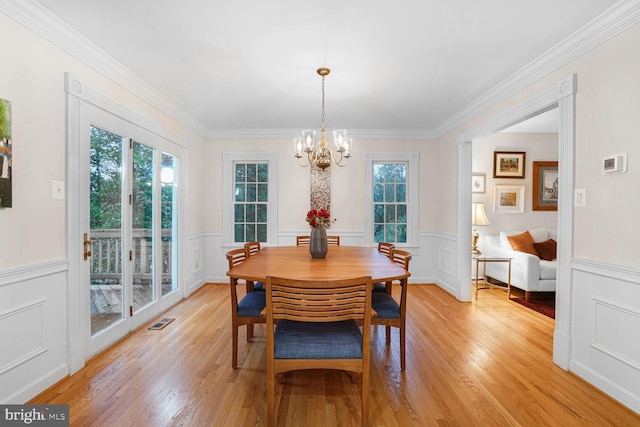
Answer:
[34,0,618,138]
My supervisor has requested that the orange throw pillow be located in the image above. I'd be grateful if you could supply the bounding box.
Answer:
[534,239,557,261]
[507,231,539,256]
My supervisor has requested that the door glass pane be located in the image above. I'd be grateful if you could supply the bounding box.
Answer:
[90,126,124,335]
[132,141,155,312]
[161,152,178,296]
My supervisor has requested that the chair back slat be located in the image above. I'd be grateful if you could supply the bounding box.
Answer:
[296,235,310,246]
[244,241,261,256]
[327,235,340,246]
[390,249,412,271]
[226,247,248,269]
[377,242,395,257]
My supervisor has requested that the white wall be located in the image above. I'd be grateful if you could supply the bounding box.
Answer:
[473,131,559,252]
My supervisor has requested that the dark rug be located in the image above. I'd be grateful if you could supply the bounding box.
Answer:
[510,297,555,319]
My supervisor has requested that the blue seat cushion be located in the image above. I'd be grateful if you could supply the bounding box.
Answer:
[371,292,400,319]
[274,319,363,359]
[253,281,265,291]
[373,282,387,292]
[237,291,266,317]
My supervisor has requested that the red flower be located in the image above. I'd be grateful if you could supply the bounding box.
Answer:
[306,208,331,228]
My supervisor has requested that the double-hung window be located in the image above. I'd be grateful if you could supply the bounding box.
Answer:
[364,152,418,246]
[223,152,277,246]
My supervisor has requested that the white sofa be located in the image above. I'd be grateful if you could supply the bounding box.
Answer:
[482,228,557,300]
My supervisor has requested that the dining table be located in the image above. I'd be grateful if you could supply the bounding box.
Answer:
[226,245,410,284]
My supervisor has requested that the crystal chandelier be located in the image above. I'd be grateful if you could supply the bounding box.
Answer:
[294,67,352,169]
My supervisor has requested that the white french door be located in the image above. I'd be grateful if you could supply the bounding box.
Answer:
[79,103,182,357]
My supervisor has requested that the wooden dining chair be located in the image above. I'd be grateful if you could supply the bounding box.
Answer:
[226,247,266,369]
[265,275,373,427]
[374,242,396,292]
[297,235,340,246]
[371,248,411,371]
[243,241,264,291]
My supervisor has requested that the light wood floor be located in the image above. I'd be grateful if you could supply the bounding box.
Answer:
[31,284,640,426]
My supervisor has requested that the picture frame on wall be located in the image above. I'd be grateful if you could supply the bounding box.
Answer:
[472,172,486,193]
[494,185,525,213]
[493,151,526,178]
[532,161,558,211]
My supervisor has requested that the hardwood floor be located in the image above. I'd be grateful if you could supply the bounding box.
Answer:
[31,284,640,426]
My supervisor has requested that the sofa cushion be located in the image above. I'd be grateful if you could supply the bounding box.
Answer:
[534,239,557,261]
[507,231,539,256]
[499,230,523,249]
[539,260,557,280]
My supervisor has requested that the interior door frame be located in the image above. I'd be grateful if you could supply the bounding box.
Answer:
[456,75,576,370]
[65,73,187,373]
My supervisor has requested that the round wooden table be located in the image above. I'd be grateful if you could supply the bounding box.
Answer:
[227,246,410,283]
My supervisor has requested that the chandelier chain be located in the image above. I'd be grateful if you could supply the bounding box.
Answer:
[321,74,326,132]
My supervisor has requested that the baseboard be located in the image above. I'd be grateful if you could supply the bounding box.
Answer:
[4,363,68,404]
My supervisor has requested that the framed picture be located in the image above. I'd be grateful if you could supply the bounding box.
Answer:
[494,185,525,213]
[532,161,558,211]
[472,172,486,193]
[493,151,526,178]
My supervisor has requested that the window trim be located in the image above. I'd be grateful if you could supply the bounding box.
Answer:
[364,152,419,247]
[223,152,278,247]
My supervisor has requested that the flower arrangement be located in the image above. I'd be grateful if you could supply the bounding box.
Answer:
[306,208,331,228]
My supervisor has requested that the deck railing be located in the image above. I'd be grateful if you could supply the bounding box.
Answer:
[90,229,173,283]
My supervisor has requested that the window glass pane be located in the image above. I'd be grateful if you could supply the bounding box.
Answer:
[397,183,406,203]
[384,164,395,182]
[235,164,246,183]
[385,224,396,242]
[397,204,407,223]
[385,183,395,203]
[374,204,384,223]
[258,163,268,182]
[246,204,256,222]
[256,204,267,222]
[397,225,407,243]
[247,164,257,182]
[246,184,256,202]
[234,224,244,242]
[234,204,244,222]
[373,164,384,182]
[246,224,256,241]
[257,183,268,202]
[235,184,245,202]
[396,164,406,182]
[257,224,267,242]
[160,152,178,296]
[374,224,384,243]
[385,205,395,223]
[373,184,384,202]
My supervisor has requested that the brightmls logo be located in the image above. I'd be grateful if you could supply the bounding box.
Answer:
[0,405,68,426]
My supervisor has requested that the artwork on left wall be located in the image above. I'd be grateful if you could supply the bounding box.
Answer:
[0,97,12,208]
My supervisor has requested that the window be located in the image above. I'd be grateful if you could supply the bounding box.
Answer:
[373,162,407,243]
[234,162,268,243]
[364,152,418,246]
[223,152,278,246]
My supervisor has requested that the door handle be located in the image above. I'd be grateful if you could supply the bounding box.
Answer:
[84,233,95,261]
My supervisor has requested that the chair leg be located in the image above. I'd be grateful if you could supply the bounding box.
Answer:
[361,368,370,427]
[232,323,239,369]
[385,325,391,344]
[400,324,406,371]
[247,323,254,342]
[267,368,276,427]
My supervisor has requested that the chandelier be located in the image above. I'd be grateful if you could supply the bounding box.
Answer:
[294,67,352,169]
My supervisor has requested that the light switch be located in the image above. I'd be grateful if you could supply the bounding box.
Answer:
[52,180,65,200]
[574,189,586,207]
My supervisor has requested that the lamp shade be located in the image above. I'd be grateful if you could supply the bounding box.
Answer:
[472,202,490,226]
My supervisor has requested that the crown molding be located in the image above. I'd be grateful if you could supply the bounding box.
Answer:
[206,128,437,141]
[434,0,640,139]
[0,0,207,137]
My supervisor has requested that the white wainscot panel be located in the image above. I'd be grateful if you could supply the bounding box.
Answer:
[0,301,46,374]
[592,297,640,370]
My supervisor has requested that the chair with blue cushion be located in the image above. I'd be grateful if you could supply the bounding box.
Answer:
[373,242,395,293]
[371,248,411,371]
[226,247,266,369]
[243,241,265,291]
[265,275,372,427]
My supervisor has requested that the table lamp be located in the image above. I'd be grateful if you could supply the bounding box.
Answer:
[472,202,490,254]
